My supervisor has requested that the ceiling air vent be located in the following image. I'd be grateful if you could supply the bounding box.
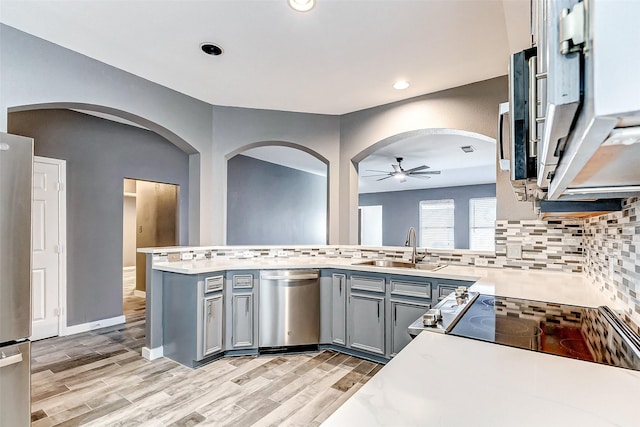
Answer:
[460,145,475,153]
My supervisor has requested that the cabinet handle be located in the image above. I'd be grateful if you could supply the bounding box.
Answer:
[246,298,249,315]
[339,277,342,294]
[207,302,212,319]
[377,301,380,319]
[394,305,397,324]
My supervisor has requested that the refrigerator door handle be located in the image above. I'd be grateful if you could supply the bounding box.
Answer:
[0,351,23,368]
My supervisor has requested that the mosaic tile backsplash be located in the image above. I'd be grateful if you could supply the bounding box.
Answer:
[583,197,640,332]
[150,204,640,330]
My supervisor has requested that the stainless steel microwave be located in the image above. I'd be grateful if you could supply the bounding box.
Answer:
[501,0,640,202]
[535,0,640,201]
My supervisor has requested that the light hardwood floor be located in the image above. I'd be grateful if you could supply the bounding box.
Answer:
[30,272,383,426]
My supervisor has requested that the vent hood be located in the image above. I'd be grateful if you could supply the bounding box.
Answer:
[536,199,623,220]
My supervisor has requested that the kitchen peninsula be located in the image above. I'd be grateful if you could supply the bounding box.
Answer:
[139,245,640,426]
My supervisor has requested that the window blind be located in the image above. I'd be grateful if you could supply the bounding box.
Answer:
[419,199,454,249]
[469,197,496,251]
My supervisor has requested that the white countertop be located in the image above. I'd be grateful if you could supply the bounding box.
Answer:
[153,258,608,307]
[322,331,640,427]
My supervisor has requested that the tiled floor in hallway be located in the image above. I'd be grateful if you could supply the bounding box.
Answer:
[30,272,383,426]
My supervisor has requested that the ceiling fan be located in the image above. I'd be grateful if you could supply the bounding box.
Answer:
[364,157,441,182]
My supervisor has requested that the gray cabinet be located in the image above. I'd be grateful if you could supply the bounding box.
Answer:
[231,293,254,348]
[162,272,225,367]
[202,294,223,356]
[225,271,258,353]
[389,300,430,357]
[348,292,385,356]
[331,273,347,346]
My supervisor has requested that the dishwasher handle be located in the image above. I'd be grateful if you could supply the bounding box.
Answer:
[260,271,319,281]
[260,274,318,281]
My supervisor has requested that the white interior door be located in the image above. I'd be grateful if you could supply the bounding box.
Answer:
[31,158,65,341]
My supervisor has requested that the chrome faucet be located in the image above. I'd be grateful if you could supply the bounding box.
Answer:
[405,227,418,264]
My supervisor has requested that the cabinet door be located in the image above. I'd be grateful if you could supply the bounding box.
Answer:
[203,294,223,356]
[232,294,254,348]
[348,293,385,355]
[331,273,347,346]
[390,300,430,357]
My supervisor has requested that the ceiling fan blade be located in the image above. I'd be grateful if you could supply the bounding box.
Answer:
[376,175,393,181]
[411,171,441,175]
[366,169,393,173]
[362,174,390,178]
[392,164,401,173]
[404,165,430,173]
[408,175,431,180]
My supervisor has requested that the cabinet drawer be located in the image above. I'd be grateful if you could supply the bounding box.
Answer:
[390,280,431,299]
[205,275,224,293]
[350,275,385,293]
[437,284,458,300]
[233,274,253,289]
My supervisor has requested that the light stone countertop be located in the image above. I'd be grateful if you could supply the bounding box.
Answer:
[153,258,608,307]
[322,330,640,427]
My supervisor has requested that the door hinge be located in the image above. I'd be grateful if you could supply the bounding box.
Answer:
[56,182,64,191]
[53,307,60,317]
[54,244,63,254]
[560,1,585,55]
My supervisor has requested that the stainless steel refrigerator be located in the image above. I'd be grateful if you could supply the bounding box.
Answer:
[0,132,33,426]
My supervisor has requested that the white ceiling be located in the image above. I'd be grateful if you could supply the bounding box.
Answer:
[0,0,530,115]
[241,146,327,176]
[358,130,496,193]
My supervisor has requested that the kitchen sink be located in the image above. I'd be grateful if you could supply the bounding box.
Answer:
[354,259,446,271]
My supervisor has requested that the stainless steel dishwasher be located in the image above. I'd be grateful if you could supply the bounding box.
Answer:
[259,270,320,349]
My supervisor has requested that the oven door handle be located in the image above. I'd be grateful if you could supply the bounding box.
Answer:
[497,102,510,171]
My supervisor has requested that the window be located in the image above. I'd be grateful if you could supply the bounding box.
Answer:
[469,197,496,251]
[419,199,455,249]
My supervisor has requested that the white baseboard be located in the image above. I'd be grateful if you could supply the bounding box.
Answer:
[133,290,146,298]
[62,315,126,336]
[142,346,164,361]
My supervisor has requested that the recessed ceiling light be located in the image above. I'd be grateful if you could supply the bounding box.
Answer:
[289,0,315,12]
[393,80,410,90]
[200,43,223,56]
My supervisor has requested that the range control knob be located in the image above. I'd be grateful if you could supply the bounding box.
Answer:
[423,309,442,327]
[454,286,468,298]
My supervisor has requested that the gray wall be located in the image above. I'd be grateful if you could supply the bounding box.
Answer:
[8,109,190,326]
[211,105,340,243]
[227,155,327,245]
[359,184,496,248]
[0,24,214,244]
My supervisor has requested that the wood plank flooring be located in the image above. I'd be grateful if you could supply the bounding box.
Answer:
[31,275,383,426]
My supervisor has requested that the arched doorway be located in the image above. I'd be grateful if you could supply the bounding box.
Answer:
[226,142,329,245]
[353,128,497,249]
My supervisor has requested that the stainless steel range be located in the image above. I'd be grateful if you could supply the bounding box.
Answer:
[409,291,640,372]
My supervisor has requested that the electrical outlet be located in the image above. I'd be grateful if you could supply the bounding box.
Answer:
[352,252,362,259]
[181,252,194,261]
[277,250,288,257]
[506,245,522,259]
[474,258,489,267]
